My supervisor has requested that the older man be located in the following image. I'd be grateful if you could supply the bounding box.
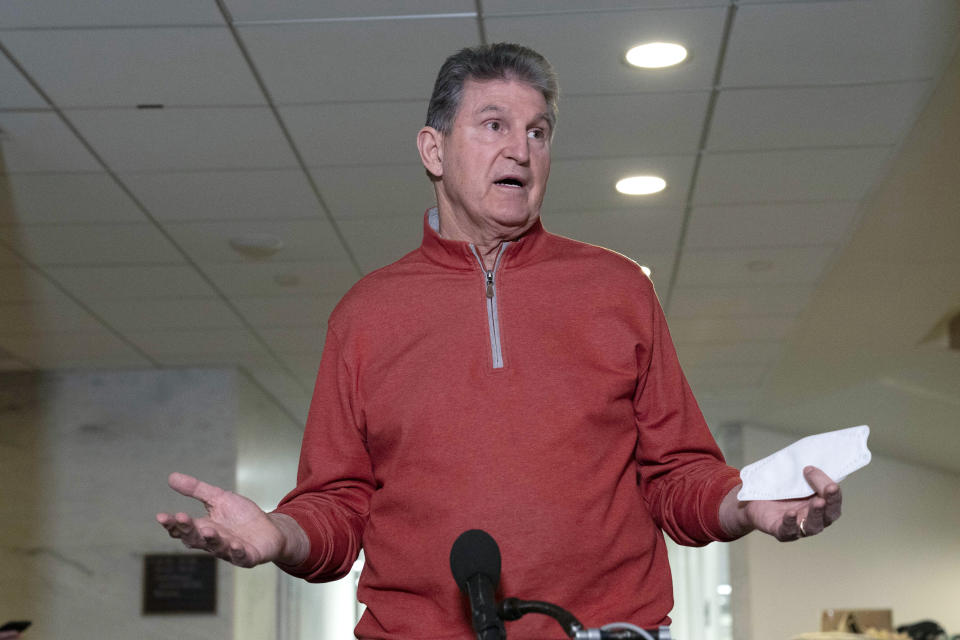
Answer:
[158,43,842,639]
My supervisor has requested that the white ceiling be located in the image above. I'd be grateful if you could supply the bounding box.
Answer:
[1,0,958,469]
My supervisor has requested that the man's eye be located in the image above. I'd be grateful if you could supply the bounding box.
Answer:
[528,128,544,139]
[486,121,501,131]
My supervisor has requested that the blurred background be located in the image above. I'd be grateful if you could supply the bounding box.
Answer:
[1,1,958,639]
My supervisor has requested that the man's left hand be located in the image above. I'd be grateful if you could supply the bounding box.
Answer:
[720,466,842,541]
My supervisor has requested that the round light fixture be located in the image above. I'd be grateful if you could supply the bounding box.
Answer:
[625,42,688,69]
[229,233,284,259]
[616,176,667,196]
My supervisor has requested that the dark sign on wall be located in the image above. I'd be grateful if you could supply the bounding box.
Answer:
[143,554,217,615]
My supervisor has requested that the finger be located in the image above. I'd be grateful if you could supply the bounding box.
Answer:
[198,526,232,558]
[778,510,800,542]
[172,512,208,547]
[157,513,184,537]
[229,543,252,568]
[803,496,826,535]
[168,472,225,506]
[823,484,842,525]
[803,466,839,497]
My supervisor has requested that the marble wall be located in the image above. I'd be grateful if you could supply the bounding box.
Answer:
[0,369,239,639]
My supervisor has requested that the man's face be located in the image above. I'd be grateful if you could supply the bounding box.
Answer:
[432,77,552,241]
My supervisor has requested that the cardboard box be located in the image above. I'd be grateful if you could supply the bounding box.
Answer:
[822,609,894,633]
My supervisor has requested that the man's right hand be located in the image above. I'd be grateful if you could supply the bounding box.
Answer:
[156,472,308,568]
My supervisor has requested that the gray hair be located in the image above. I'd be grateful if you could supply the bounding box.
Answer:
[425,43,559,136]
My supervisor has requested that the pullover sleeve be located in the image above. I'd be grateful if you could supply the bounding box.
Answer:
[272,324,375,582]
[633,282,741,546]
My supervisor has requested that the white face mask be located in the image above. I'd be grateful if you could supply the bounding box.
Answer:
[737,425,872,501]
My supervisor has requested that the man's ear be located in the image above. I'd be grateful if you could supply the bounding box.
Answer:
[417,126,443,178]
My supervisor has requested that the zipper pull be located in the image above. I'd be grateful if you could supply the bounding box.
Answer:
[485,271,495,298]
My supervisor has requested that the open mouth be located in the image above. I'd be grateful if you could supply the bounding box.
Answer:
[494,177,525,188]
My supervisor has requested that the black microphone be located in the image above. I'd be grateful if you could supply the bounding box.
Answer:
[450,529,506,640]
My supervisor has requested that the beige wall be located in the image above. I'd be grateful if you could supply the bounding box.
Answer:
[725,424,960,640]
[0,369,237,639]
[234,372,304,640]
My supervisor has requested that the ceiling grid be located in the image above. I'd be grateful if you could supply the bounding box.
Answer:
[0,0,957,466]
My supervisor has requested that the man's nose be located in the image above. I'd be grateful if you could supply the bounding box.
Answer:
[503,129,530,164]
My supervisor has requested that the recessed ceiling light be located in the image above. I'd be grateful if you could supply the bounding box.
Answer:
[229,234,284,259]
[616,176,667,195]
[625,42,688,69]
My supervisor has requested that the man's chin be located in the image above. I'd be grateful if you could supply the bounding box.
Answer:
[491,210,540,236]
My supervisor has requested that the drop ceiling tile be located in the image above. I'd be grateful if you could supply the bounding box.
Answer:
[238,19,478,103]
[2,27,264,108]
[125,328,267,357]
[0,173,144,224]
[311,164,436,218]
[685,202,859,249]
[0,1,224,28]
[633,252,674,291]
[545,207,683,256]
[225,0,474,21]
[544,155,695,212]
[668,315,795,343]
[485,7,726,94]
[0,222,183,265]
[121,169,319,221]
[84,298,243,330]
[275,352,322,382]
[0,54,45,109]
[0,357,29,371]
[201,260,360,296]
[685,364,768,391]
[259,326,326,355]
[485,0,724,12]
[231,295,339,328]
[163,218,352,264]
[244,366,310,402]
[675,341,784,369]
[669,284,816,318]
[554,92,709,158]
[67,107,297,172]
[0,112,100,173]
[708,82,930,151]
[0,244,22,265]
[45,265,216,299]
[676,245,837,286]
[0,298,104,333]
[336,214,424,273]
[694,147,893,205]
[0,331,152,368]
[0,266,66,303]
[723,0,960,87]
[159,352,274,370]
[280,101,426,167]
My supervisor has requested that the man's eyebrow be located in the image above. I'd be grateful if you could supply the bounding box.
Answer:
[476,104,505,115]
[474,105,551,128]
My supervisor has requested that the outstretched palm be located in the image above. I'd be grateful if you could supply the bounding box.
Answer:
[157,472,285,568]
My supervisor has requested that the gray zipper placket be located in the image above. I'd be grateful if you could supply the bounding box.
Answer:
[469,244,509,369]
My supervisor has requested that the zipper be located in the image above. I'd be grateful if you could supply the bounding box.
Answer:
[470,244,509,369]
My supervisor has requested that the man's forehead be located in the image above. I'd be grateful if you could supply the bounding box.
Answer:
[460,78,549,119]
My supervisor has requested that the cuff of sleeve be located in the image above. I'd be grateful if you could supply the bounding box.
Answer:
[271,505,325,579]
[702,468,743,542]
